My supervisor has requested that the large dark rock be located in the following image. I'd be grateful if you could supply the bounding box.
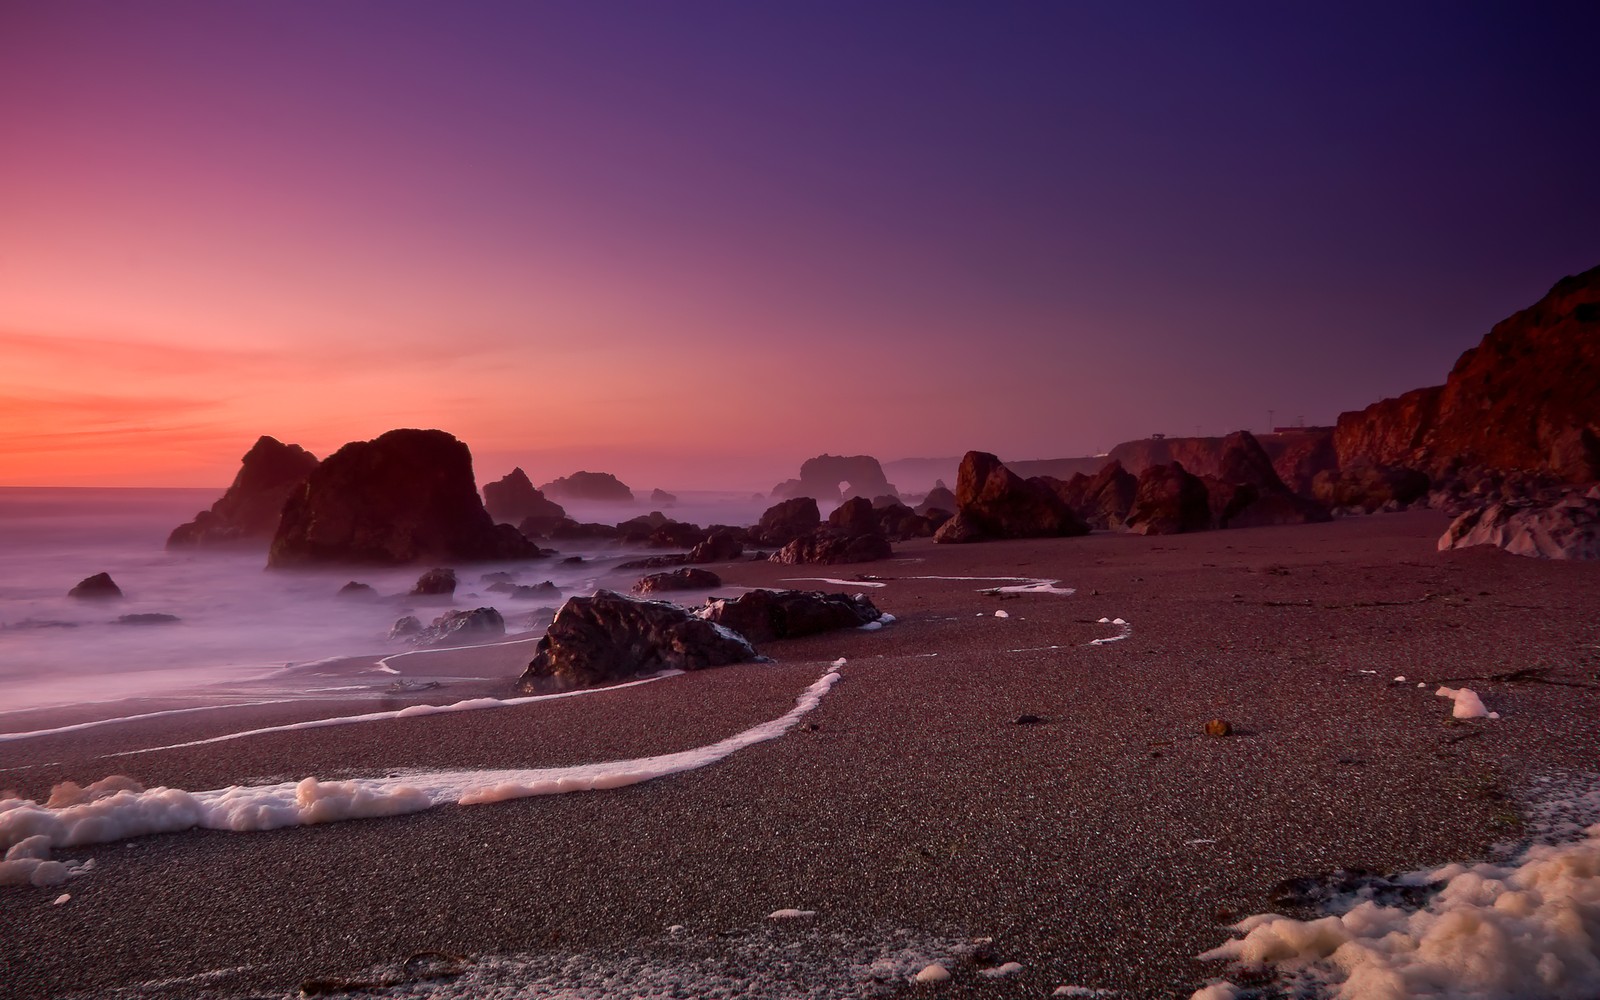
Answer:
[826,497,879,536]
[769,531,893,565]
[915,485,958,516]
[1438,488,1600,560]
[1336,266,1600,481]
[771,455,897,502]
[409,607,506,648]
[539,471,635,503]
[751,497,822,547]
[268,429,539,567]
[933,451,1089,543]
[873,500,936,539]
[1125,462,1213,535]
[1052,461,1139,530]
[516,591,756,690]
[698,589,883,645]
[411,567,457,596]
[633,568,722,594]
[1313,465,1432,512]
[482,468,566,525]
[68,573,122,600]
[168,436,319,548]
[689,529,744,563]
[1211,432,1332,528]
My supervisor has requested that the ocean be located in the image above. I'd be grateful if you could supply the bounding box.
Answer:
[0,487,777,716]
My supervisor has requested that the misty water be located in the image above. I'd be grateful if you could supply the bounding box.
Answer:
[0,488,776,717]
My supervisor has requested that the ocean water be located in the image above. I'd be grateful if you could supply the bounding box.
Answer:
[0,488,776,716]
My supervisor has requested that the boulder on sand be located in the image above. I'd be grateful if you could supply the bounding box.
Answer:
[698,589,884,645]
[933,451,1089,543]
[1124,462,1212,535]
[1438,489,1600,560]
[633,568,722,594]
[168,436,319,548]
[516,591,756,690]
[750,497,822,547]
[268,429,540,567]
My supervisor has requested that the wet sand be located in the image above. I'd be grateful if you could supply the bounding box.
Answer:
[3,510,1599,999]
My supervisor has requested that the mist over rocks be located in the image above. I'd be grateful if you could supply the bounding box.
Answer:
[516,590,756,690]
[771,454,897,502]
[167,436,319,548]
[267,429,541,567]
[933,451,1089,544]
[482,468,566,525]
[68,572,122,599]
[539,471,634,503]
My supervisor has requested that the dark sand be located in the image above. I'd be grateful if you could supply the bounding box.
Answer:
[3,510,1599,998]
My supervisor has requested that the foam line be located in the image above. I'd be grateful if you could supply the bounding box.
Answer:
[0,701,299,744]
[0,662,845,856]
[109,674,675,758]
[780,577,888,588]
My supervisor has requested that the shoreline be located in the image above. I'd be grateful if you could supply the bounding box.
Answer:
[4,511,1600,998]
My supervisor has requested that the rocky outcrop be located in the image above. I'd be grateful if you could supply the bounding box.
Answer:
[408,607,506,648]
[268,429,540,567]
[915,485,957,516]
[68,573,122,599]
[1125,463,1212,535]
[1312,465,1431,513]
[516,591,756,690]
[411,567,457,596]
[769,531,892,565]
[649,489,678,506]
[1207,432,1332,528]
[1268,428,1339,496]
[167,436,319,548]
[539,471,635,503]
[689,529,744,563]
[872,499,938,539]
[771,455,897,502]
[633,568,722,594]
[751,497,822,547]
[1337,266,1600,481]
[1052,461,1138,530]
[933,451,1089,544]
[698,589,883,644]
[1438,488,1600,560]
[482,468,566,525]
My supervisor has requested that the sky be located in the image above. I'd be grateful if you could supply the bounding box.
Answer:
[2,1,1597,490]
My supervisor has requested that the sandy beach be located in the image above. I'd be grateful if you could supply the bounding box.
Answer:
[4,510,1599,999]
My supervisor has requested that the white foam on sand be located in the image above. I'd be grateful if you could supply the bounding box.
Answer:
[1090,617,1132,646]
[1435,685,1498,720]
[109,675,673,758]
[0,700,298,744]
[1193,778,1600,1000]
[781,577,889,588]
[903,575,1075,595]
[0,661,845,865]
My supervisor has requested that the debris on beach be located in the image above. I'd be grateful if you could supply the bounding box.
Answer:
[766,908,817,920]
[978,961,1023,978]
[1436,685,1499,719]
[1204,718,1233,737]
[913,962,951,983]
[994,609,1010,618]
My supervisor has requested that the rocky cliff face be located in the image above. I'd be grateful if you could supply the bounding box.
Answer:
[269,429,539,566]
[1335,265,1600,481]
[167,436,319,547]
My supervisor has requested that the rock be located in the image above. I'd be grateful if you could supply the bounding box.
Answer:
[482,468,566,525]
[1336,265,1600,481]
[633,568,722,594]
[769,531,893,565]
[1222,489,1333,529]
[770,454,897,502]
[516,591,757,690]
[931,509,985,543]
[486,581,560,599]
[1208,433,1332,528]
[1269,427,1339,495]
[826,496,879,536]
[114,613,179,626]
[539,471,634,503]
[873,500,936,539]
[411,567,457,596]
[337,581,376,598]
[1054,460,1139,529]
[1312,464,1431,512]
[1014,714,1045,725]
[689,529,744,563]
[410,607,505,648]
[751,497,822,547]
[268,429,540,566]
[1204,718,1233,737]
[389,616,423,639]
[68,573,122,600]
[167,436,319,548]
[915,485,958,516]
[1124,462,1213,535]
[1438,492,1600,560]
[649,488,678,506]
[934,451,1089,543]
[546,518,620,541]
[698,589,883,644]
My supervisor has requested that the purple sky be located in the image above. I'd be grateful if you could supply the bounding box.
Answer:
[3,1,1597,488]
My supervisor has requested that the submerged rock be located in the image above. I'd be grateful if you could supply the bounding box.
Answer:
[114,613,179,626]
[337,581,377,598]
[68,573,122,600]
[698,589,882,645]
[516,591,756,690]
[389,616,423,639]
[411,567,457,596]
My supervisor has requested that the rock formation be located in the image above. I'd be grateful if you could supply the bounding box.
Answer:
[1052,461,1138,530]
[408,607,506,648]
[933,451,1089,544]
[411,567,457,596]
[649,489,678,506]
[915,485,957,516]
[1336,265,1600,481]
[1437,488,1600,560]
[771,455,897,502]
[268,429,540,567]
[698,589,883,644]
[516,591,756,690]
[750,497,822,547]
[482,468,566,525]
[539,471,635,503]
[167,436,319,548]
[68,573,122,599]
[1124,463,1213,535]
[769,531,892,565]
[633,568,722,594]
